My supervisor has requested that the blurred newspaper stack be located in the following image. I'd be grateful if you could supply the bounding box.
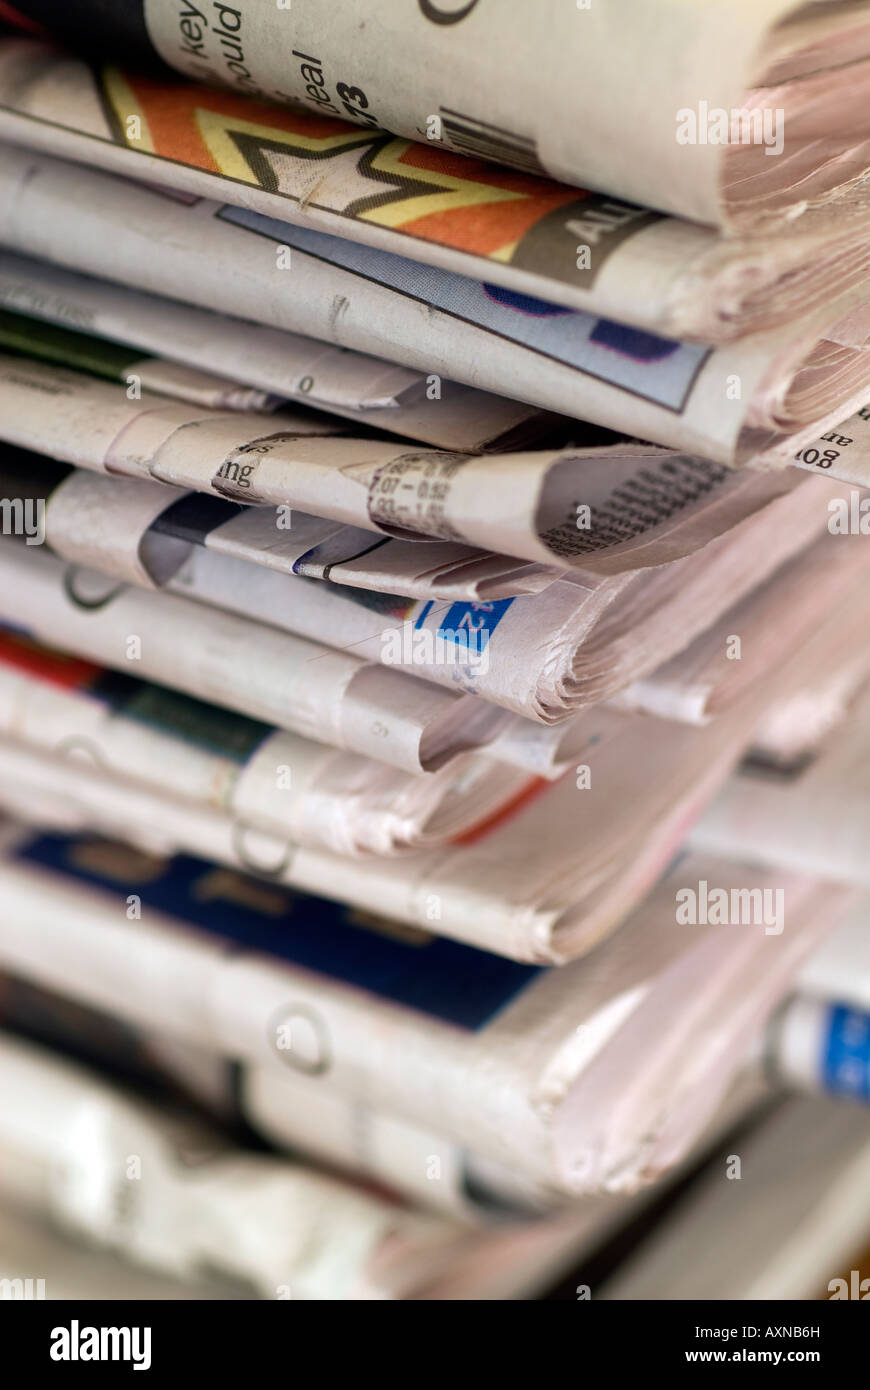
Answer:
[1,2,870,1301]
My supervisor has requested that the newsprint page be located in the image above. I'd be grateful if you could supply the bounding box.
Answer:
[0,0,868,1368]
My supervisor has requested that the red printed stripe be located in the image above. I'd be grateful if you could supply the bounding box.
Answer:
[449,775,553,847]
[0,2,49,35]
[0,631,102,690]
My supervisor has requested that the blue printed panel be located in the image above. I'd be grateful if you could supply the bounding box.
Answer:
[217,206,710,412]
[822,1004,870,1100]
[434,598,514,651]
[15,833,541,1032]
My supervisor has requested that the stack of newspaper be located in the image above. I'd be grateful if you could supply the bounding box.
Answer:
[1,2,870,1300]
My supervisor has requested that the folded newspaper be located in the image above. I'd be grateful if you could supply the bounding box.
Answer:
[0,350,853,590]
[159,479,848,719]
[0,1023,659,1299]
[0,824,852,1196]
[0,469,844,733]
[0,962,763,1231]
[13,0,870,226]
[619,530,870,726]
[692,679,870,888]
[0,1027,513,1300]
[749,657,870,770]
[2,5,870,1301]
[0,303,286,413]
[0,584,862,965]
[5,148,870,468]
[3,28,870,342]
[0,252,552,452]
[0,446,566,605]
[0,630,539,859]
[0,719,733,964]
[0,471,848,730]
[0,967,550,1219]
